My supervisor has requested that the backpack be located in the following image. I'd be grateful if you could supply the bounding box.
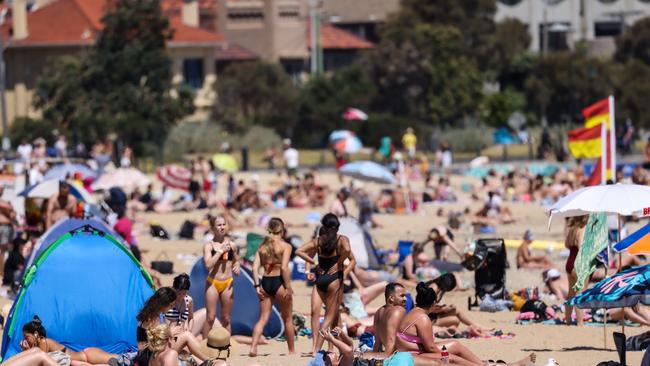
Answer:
[520,300,548,321]
[178,220,195,240]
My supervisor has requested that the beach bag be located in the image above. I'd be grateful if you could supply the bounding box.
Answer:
[520,300,548,321]
[48,350,71,366]
[150,224,170,239]
[352,358,383,366]
[151,251,173,274]
[179,220,195,240]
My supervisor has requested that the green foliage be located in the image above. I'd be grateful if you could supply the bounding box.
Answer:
[481,89,526,128]
[490,18,534,89]
[363,24,482,125]
[32,0,193,156]
[615,18,650,65]
[616,59,650,127]
[525,51,615,123]
[215,61,299,136]
[9,117,59,146]
[296,65,375,146]
[439,123,493,153]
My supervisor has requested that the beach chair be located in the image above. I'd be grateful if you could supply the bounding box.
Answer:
[613,332,627,366]
[396,240,414,265]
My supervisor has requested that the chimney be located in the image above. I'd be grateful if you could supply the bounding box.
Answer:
[12,0,28,40]
[182,0,199,28]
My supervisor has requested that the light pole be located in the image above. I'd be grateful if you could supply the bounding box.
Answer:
[309,0,322,75]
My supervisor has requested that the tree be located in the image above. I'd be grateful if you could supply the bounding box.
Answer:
[363,24,482,125]
[489,18,534,89]
[616,59,650,127]
[215,61,299,137]
[296,65,376,146]
[387,0,498,71]
[615,18,650,65]
[481,88,526,128]
[32,0,194,156]
[525,51,615,124]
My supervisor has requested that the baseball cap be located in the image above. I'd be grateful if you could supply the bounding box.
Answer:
[523,230,533,241]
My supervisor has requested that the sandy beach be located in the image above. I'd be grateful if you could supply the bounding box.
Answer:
[73,170,643,366]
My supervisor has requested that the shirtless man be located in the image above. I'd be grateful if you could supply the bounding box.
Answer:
[372,283,407,354]
[46,181,77,229]
[516,230,554,269]
[0,186,16,272]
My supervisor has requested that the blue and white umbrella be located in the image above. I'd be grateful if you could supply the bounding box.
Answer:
[329,130,363,154]
[339,161,396,185]
[44,163,96,181]
[20,179,95,203]
[566,264,650,309]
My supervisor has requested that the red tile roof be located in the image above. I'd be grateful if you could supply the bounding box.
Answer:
[2,0,224,48]
[215,41,258,61]
[160,0,216,12]
[306,21,374,50]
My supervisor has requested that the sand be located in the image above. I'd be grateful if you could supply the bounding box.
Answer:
[4,171,647,365]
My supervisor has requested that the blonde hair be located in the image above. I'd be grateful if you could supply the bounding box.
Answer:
[261,217,285,261]
[146,324,171,353]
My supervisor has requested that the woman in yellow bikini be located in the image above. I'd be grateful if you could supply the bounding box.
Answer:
[202,216,240,337]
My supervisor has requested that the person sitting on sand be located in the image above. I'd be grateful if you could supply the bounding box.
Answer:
[373,283,407,354]
[402,243,441,283]
[426,279,490,338]
[45,181,77,229]
[2,348,62,366]
[250,217,295,357]
[133,323,182,366]
[542,268,568,301]
[395,283,535,366]
[165,274,195,332]
[138,287,208,363]
[516,230,554,269]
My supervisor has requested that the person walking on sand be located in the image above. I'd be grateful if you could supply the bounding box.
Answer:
[250,217,295,357]
[203,216,240,336]
[296,213,356,355]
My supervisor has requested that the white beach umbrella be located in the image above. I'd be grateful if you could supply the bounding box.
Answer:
[548,183,650,226]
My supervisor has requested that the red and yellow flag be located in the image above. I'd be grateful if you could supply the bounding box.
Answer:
[567,98,611,158]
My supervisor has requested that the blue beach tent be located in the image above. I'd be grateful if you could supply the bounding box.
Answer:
[1,220,155,360]
[190,259,285,339]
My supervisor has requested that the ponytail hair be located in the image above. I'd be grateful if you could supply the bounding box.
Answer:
[415,282,437,308]
[23,315,46,337]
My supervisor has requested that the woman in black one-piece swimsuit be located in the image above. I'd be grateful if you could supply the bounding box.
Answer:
[296,213,356,355]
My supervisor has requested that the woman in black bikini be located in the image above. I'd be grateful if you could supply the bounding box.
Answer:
[250,217,295,357]
[165,274,194,332]
[296,213,356,354]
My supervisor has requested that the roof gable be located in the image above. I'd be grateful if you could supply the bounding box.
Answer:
[307,21,374,50]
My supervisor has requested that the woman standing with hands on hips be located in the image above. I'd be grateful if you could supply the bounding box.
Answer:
[296,213,356,355]
[249,217,295,357]
[203,215,240,337]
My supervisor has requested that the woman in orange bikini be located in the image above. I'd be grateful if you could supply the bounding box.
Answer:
[203,216,240,337]
[249,217,295,357]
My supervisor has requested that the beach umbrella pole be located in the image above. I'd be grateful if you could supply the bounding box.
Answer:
[618,214,625,335]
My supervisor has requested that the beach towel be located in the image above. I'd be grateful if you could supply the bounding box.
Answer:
[574,212,608,291]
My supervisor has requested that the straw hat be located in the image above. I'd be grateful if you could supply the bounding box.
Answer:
[200,327,238,359]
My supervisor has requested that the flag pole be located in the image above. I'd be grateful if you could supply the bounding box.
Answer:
[601,120,607,185]
[609,95,616,183]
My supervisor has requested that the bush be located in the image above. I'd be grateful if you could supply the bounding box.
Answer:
[163,122,281,162]
[438,124,494,153]
[9,117,60,146]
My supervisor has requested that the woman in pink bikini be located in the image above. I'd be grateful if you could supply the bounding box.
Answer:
[395,283,535,366]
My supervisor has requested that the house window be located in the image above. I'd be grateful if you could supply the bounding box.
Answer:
[595,21,623,37]
[279,6,299,18]
[227,9,264,21]
[539,23,570,51]
[499,0,523,5]
[183,58,204,89]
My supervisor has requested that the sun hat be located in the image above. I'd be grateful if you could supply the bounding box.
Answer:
[200,327,238,359]
[523,230,534,241]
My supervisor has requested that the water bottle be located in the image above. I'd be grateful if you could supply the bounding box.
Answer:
[440,345,450,363]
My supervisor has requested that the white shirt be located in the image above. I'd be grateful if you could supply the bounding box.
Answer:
[17,143,32,161]
[284,148,299,169]
[442,151,452,167]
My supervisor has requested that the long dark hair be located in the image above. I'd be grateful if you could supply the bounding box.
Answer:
[319,213,340,254]
[415,282,437,308]
[137,287,177,323]
[172,274,191,292]
[23,315,46,337]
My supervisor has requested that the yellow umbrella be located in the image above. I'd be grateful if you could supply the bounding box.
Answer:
[212,153,239,173]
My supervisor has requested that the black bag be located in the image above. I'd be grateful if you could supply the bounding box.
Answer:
[520,299,548,321]
[150,224,170,240]
[179,220,195,240]
[151,251,173,274]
